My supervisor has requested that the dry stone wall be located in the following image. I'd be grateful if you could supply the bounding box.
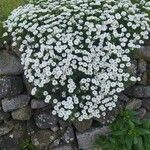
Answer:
[0,43,150,150]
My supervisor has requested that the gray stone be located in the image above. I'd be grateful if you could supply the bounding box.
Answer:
[118,93,129,102]
[0,51,23,75]
[139,72,147,85]
[11,106,31,120]
[147,72,150,85]
[144,111,150,119]
[0,123,13,137]
[59,119,71,131]
[0,121,28,150]
[53,143,77,150]
[0,76,23,99]
[142,98,150,111]
[135,46,150,62]
[0,110,10,120]
[126,99,142,110]
[126,86,150,98]
[73,119,93,133]
[61,127,75,143]
[31,130,58,148]
[138,59,147,74]
[27,118,38,136]
[95,102,123,125]
[31,99,48,109]
[34,111,58,130]
[23,76,33,94]
[76,126,110,150]
[137,108,147,119]
[2,95,30,112]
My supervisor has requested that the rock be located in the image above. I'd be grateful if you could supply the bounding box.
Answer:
[23,76,33,94]
[126,86,150,98]
[76,126,110,150]
[144,111,150,119]
[31,99,48,109]
[49,139,60,149]
[137,108,147,119]
[135,46,150,62]
[0,51,23,75]
[139,72,147,85]
[0,121,28,150]
[147,72,150,85]
[0,110,10,120]
[138,59,147,75]
[58,119,71,131]
[128,59,137,76]
[126,99,142,110]
[2,95,30,112]
[61,127,75,143]
[27,118,38,136]
[11,106,31,120]
[142,98,150,111]
[118,93,129,102]
[0,76,23,99]
[53,143,77,150]
[95,102,123,125]
[0,123,13,137]
[73,119,93,133]
[31,130,58,148]
[34,110,58,131]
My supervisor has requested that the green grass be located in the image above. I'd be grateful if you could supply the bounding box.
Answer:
[0,0,25,41]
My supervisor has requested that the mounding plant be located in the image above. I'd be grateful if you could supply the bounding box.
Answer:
[0,0,26,41]
[3,0,150,121]
[95,110,150,150]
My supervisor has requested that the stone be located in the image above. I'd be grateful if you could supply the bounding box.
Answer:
[147,72,150,85]
[31,99,48,109]
[118,93,129,102]
[27,118,38,136]
[126,86,150,98]
[34,110,58,131]
[53,143,77,150]
[144,111,150,119]
[95,102,123,125]
[139,72,147,85]
[31,130,58,148]
[0,121,28,150]
[135,46,150,62]
[76,126,110,150]
[0,122,13,137]
[11,106,31,120]
[0,51,23,75]
[137,108,147,119]
[126,99,142,110]
[2,95,30,112]
[0,76,23,99]
[142,98,150,111]
[0,110,10,120]
[138,59,147,75]
[61,127,75,143]
[73,119,93,133]
[23,76,33,94]
[58,119,71,131]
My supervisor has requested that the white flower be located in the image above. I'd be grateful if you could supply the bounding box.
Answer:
[4,0,150,121]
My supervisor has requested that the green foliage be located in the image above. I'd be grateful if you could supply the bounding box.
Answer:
[95,110,150,150]
[20,139,35,150]
[0,0,25,42]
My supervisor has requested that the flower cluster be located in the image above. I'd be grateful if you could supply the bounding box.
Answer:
[3,0,150,121]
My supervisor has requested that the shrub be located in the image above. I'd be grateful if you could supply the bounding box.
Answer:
[95,110,150,150]
[3,0,150,121]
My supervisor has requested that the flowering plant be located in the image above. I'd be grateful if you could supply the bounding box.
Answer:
[3,0,150,121]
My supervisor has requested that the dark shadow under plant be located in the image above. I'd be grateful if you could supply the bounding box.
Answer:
[95,110,150,150]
